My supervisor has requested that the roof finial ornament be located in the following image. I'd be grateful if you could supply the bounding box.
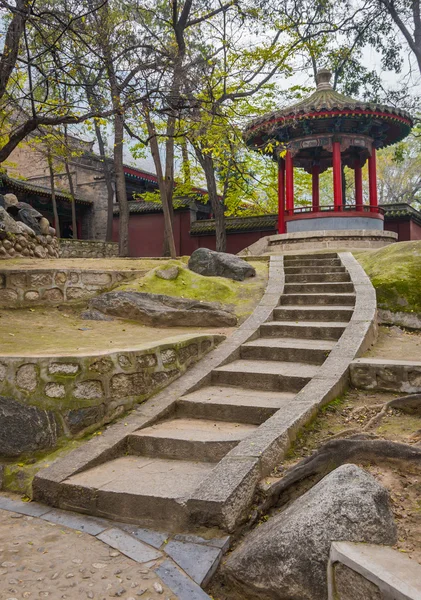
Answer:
[316,68,333,90]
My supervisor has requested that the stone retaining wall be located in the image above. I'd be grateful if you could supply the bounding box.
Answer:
[0,267,144,308]
[59,239,118,258]
[350,358,421,393]
[0,232,59,259]
[0,334,223,458]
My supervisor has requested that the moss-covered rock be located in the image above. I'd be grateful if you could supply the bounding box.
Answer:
[355,242,421,319]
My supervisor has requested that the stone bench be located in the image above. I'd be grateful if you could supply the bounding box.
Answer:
[350,358,421,393]
[328,541,421,600]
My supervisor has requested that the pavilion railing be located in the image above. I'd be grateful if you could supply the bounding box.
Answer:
[285,205,384,217]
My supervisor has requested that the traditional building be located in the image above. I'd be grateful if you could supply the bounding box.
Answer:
[6,133,211,244]
[243,68,414,237]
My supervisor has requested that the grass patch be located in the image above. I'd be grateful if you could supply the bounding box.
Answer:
[354,241,421,315]
[113,259,268,320]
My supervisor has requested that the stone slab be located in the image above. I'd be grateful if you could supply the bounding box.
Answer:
[174,533,230,552]
[97,527,162,563]
[0,494,51,517]
[164,539,222,586]
[156,559,212,600]
[117,524,168,549]
[42,508,109,535]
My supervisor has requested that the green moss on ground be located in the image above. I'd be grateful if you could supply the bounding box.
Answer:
[1,438,84,497]
[113,259,268,320]
[354,241,421,315]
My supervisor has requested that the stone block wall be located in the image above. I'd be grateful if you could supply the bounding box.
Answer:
[350,358,421,393]
[0,232,59,259]
[0,334,222,458]
[59,239,118,258]
[0,267,144,308]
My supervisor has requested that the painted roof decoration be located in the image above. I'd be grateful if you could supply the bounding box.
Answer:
[244,69,413,154]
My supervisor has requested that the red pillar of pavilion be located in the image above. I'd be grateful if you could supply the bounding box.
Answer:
[368,146,378,212]
[277,158,286,234]
[312,164,320,211]
[332,141,343,211]
[285,150,294,213]
[354,158,363,212]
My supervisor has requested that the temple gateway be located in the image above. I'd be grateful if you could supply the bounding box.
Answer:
[244,69,413,236]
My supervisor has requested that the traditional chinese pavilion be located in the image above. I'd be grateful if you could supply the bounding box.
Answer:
[244,69,413,234]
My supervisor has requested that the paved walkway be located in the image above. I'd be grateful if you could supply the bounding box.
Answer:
[0,507,174,600]
[0,493,219,600]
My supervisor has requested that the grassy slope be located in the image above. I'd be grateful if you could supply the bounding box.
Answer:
[355,241,421,314]
[113,259,269,320]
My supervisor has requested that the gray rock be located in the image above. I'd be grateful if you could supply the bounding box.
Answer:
[0,395,61,457]
[89,291,237,327]
[64,405,106,434]
[81,309,115,321]
[223,464,397,600]
[0,206,20,234]
[14,202,43,234]
[188,248,256,281]
[15,221,35,236]
[155,266,179,280]
[4,193,18,208]
[39,217,50,235]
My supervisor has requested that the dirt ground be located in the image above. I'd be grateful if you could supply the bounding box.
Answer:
[365,325,421,361]
[0,305,233,356]
[0,508,174,600]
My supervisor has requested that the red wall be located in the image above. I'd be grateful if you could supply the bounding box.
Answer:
[113,212,421,257]
[113,212,271,257]
[410,220,421,240]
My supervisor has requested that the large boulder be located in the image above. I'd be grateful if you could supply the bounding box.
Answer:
[223,464,397,600]
[188,248,256,281]
[88,291,237,327]
[0,395,62,457]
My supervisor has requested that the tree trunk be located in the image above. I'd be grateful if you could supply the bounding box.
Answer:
[196,148,226,252]
[181,139,191,185]
[162,116,176,256]
[114,111,129,256]
[146,113,177,258]
[94,118,114,242]
[64,158,78,239]
[47,151,60,238]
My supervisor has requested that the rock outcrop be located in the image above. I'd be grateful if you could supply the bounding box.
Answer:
[188,248,256,281]
[223,464,397,600]
[88,291,237,327]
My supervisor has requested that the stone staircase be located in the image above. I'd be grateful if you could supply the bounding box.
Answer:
[60,253,355,531]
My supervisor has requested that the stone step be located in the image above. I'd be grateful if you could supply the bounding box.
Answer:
[282,258,342,267]
[279,293,356,306]
[177,386,295,425]
[273,305,354,322]
[211,359,319,391]
[284,252,338,260]
[128,418,256,463]
[62,455,217,530]
[240,337,335,364]
[260,321,347,341]
[284,265,346,274]
[284,282,354,294]
[285,272,351,284]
